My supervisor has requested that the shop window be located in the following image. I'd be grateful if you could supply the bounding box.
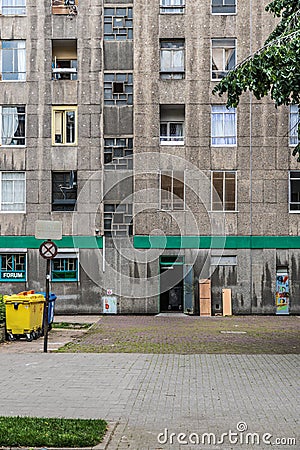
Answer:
[52,40,77,80]
[0,253,26,281]
[52,106,77,145]
[160,40,185,80]
[104,203,133,237]
[289,105,299,146]
[212,0,236,14]
[52,255,78,281]
[0,106,25,146]
[0,171,25,212]
[0,40,26,81]
[160,171,185,210]
[160,0,185,14]
[0,0,26,15]
[160,105,185,145]
[52,171,77,212]
[211,171,236,211]
[212,38,236,80]
[289,171,300,212]
[211,105,236,145]
[104,7,133,41]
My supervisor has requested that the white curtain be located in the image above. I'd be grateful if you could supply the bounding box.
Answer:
[212,106,236,145]
[1,107,18,145]
[290,105,299,145]
[17,41,26,80]
[2,0,25,15]
[1,172,25,211]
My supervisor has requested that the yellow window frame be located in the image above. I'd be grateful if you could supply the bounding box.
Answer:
[52,105,78,146]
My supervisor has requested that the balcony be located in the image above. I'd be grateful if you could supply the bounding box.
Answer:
[52,0,78,15]
[52,40,77,81]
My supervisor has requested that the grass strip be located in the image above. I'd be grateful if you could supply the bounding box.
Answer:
[0,416,107,447]
[52,322,92,329]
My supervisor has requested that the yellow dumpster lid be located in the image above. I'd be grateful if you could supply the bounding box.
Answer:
[4,294,45,303]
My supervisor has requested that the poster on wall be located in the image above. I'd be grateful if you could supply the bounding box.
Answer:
[275,272,289,315]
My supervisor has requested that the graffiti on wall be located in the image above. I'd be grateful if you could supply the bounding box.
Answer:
[275,272,289,315]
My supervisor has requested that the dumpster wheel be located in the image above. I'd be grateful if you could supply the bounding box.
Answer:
[7,332,15,341]
[25,332,33,342]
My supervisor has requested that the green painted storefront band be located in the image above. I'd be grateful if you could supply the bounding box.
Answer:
[1,235,300,249]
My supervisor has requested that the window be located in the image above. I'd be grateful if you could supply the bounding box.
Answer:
[52,106,77,145]
[52,254,78,281]
[0,172,25,212]
[104,7,133,41]
[52,171,77,212]
[0,253,26,281]
[211,105,236,145]
[104,137,133,169]
[52,40,77,81]
[160,40,185,80]
[104,203,133,237]
[290,105,299,146]
[104,73,133,106]
[211,171,236,211]
[0,40,26,81]
[0,106,25,146]
[52,0,78,15]
[160,0,185,14]
[212,0,236,14]
[160,171,185,210]
[212,39,236,80]
[160,105,185,145]
[289,171,300,212]
[0,0,26,15]
[211,254,237,265]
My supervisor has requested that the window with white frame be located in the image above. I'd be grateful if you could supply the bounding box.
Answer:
[212,38,236,80]
[0,172,25,212]
[289,171,300,212]
[160,105,185,145]
[0,253,26,281]
[160,0,185,14]
[289,105,299,146]
[211,105,236,145]
[211,171,236,211]
[52,106,77,145]
[0,40,26,81]
[212,0,236,14]
[51,253,78,281]
[160,40,185,80]
[0,106,25,146]
[160,171,185,210]
[0,0,26,14]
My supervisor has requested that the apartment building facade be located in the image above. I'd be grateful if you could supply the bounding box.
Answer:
[0,0,299,315]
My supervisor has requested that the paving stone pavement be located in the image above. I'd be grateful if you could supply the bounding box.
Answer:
[0,353,299,450]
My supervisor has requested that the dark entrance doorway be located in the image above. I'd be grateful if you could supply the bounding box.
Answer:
[160,256,184,312]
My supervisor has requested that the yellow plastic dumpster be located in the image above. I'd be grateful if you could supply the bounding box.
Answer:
[4,291,45,341]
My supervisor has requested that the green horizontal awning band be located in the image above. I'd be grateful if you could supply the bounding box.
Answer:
[0,236,103,249]
[1,235,300,249]
[134,235,300,249]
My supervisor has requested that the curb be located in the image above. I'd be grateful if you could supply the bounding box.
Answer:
[0,421,118,450]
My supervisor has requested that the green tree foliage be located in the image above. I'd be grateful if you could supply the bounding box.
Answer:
[213,0,300,159]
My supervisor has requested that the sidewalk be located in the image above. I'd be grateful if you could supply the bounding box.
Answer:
[0,316,299,449]
[0,315,99,354]
[0,353,298,449]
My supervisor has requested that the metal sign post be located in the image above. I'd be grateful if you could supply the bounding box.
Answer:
[39,240,58,353]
